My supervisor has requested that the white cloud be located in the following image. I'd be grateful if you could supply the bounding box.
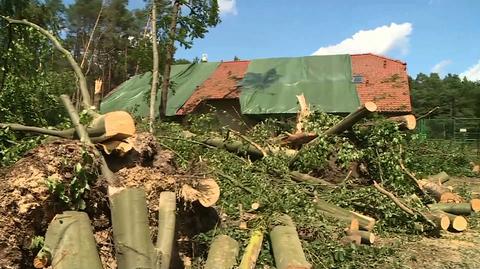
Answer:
[312,22,413,56]
[460,60,480,81]
[431,60,452,75]
[218,0,237,15]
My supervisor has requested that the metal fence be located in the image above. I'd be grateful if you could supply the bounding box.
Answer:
[417,118,480,157]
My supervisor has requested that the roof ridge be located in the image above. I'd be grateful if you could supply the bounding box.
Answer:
[351,53,406,65]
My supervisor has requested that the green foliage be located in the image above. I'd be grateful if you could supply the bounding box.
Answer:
[29,236,45,250]
[45,148,97,210]
[0,127,41,167]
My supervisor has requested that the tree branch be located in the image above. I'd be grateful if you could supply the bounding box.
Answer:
[0,16,92,109]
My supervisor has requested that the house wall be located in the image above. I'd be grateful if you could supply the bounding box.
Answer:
[351,54,412,113]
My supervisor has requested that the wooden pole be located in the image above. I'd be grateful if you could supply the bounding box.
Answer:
[324,102,377,135]
[270,215,312,269]
[204,235,239,269]
[156,191,176,269]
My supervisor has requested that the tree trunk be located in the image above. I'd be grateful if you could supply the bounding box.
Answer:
[156,191,176,269]
[426,172,450,185]
[270,215,312,269]
[388,114,416,130]
[418,180,463,203]
[428,200,480,215]
[149,0,160,132]
[239,230,263,269]
[324,102,377,135]
[289,171,335,187]
[34,211,102,269]
[316,199,376,231]
[159,1,181,119]
[204,235,239,269]
[423,211,450,231]
[109,188,159,269]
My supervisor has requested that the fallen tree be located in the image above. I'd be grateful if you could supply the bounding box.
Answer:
[204,235,239,269]
[316,199,376,231]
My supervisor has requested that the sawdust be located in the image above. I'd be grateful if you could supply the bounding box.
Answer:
[0,140,100,268]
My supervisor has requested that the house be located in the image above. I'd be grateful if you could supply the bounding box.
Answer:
[100,53,412,129]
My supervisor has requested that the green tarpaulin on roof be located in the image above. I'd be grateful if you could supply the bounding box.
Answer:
[100,62,219,117]
[239,55,360,114]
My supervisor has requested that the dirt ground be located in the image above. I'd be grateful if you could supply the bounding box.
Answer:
[390,177,480,269]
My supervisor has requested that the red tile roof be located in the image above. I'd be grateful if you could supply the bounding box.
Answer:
[351,54,412,112]
[177,60,250,115]
[177,54,412,115]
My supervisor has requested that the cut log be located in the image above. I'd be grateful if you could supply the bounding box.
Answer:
[324,102,377,135]
[340,234,361,246]
[289,171,335,187]
[388,114,416,130]
[426,172,450,185]
[418,180,463,203]
[316,199,376,231]
[156,192,176,269]
[33,211,102,269]
[270,215,312,269]
[471,199,480,212]
[204,235,239,269]
[110,188,158,269]
[346,230,375,245]
[239,230,263,269]
[428,200,480,215]
[443,212,468,232]
[423,211,450,231]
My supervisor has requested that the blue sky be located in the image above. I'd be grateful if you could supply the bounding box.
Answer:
[63,0,480,79]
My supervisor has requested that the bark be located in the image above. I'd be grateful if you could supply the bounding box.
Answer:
[159,1,181,119]
[270,215,312,269]
[316,199,376,231]
[280,132,318,147]
[418,180,463,203]
[1,16,92,109]
[204,235,239,269]
[340,234,361,246]
[109,188,160,269]
[204,138,264,158]
[34,211,102,269]
[156,192,176,269]
[60,95,117,184]
[423,211,450,231]
[388,114,416,130]
[149,0,160,132]
[428,202,476,216]
[426,172,450,185]
[324,102,377,135]
[239,230,263,269]
[289,171,335,187]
